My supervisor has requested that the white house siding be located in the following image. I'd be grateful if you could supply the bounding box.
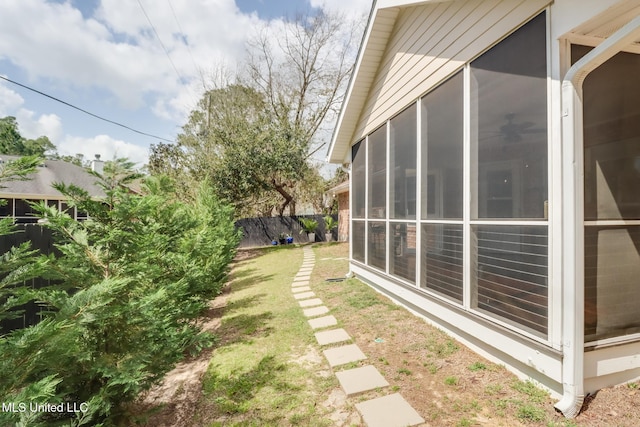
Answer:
[342,0,640,404]
[351,0,562,394]
[354,0,552,140]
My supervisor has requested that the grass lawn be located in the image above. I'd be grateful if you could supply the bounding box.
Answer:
[186,243,639,427]
[190,244,345,426]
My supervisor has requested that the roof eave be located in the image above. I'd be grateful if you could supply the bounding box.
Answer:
[327,0,454,164]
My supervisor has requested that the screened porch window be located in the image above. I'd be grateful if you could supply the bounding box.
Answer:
[575,45,640,342]
[350,11,549,339]
[388,104,417,283]
[352,140,366,219]
[368,125,387,219]
[352,140,366,263]
[352,221,365,263]
[470,11,548,337]
[389,105,417,220]
[0,198,14,217]
[420,71,464,301]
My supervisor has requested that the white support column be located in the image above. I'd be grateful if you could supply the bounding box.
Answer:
[415,99,423,288]
[463,64,474,310]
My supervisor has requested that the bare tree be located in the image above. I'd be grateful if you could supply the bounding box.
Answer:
[150,11,364,218]
[243,10,362,215]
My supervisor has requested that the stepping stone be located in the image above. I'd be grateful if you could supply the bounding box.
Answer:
[291,286,312,293]
[303,306,329,318]
[293,291,315,300]
[355,394,425,427]
[308,315,337,330]
[314,328,350,345]
[336,365,389,396]
[298,268,314,273]
[299,298,323,308]
[292,280,309,287]
[323,344,366,367]
[295,275,311,280]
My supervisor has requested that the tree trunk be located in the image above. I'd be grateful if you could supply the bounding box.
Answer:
[273,180,294,217]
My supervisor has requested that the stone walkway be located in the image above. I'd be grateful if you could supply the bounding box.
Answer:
[292,246,425,427]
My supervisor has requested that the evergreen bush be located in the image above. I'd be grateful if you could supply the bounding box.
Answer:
[0,163,240,426]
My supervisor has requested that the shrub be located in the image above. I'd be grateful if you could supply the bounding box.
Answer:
[0,168,240,426]
[298,217,318,234]
[323,215,337,231]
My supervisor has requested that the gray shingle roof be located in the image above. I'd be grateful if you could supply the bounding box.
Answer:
[0,155,105,199]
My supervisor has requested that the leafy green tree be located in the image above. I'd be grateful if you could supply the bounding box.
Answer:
[150,11,362,218]
[0,116,56,156]
[151,84,311,217]
[50,153,89,168]
[148,142,196,203]
[0,163,240,425]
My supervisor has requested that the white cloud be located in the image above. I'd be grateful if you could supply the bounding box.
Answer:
[0,80,63,143]
[58,135,149,167]
[0,80,146,165]
[0,0,260,117]
[309,0,372,16]
[15,110,63,143]
[0,80,25,114]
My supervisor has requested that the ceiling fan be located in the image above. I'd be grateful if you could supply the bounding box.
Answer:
[499,113,545,143]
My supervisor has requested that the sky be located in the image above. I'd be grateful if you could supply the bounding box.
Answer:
[0,0,371,167]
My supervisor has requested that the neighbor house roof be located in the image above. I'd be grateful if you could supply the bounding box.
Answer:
[0,155,105,199]
[327,180,349,196]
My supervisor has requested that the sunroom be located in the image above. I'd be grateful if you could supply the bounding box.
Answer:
[327,0,640,416]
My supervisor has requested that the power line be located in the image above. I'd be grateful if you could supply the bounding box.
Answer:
[0,75,174,143]
[136,0,185,85]
[137,0,200,108]
[166,0,202,83]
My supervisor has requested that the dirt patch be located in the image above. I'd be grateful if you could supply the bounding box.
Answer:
[233,248,264,263]
[134,249,263,426]
[321,388,361,426]
[290,344,324,369]
[131,286,229,427]
[288,345,361,425]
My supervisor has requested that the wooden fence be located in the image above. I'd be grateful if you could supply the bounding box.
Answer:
[0,216,339,333]
[235,214,337,248]
[0,224,57,334]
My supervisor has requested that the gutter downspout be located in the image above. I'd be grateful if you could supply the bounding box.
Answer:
[556,15,640,419]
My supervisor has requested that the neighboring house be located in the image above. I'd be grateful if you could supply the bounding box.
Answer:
[0,155,105,222]
[326,180,350,242]
[327,0,640,417]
